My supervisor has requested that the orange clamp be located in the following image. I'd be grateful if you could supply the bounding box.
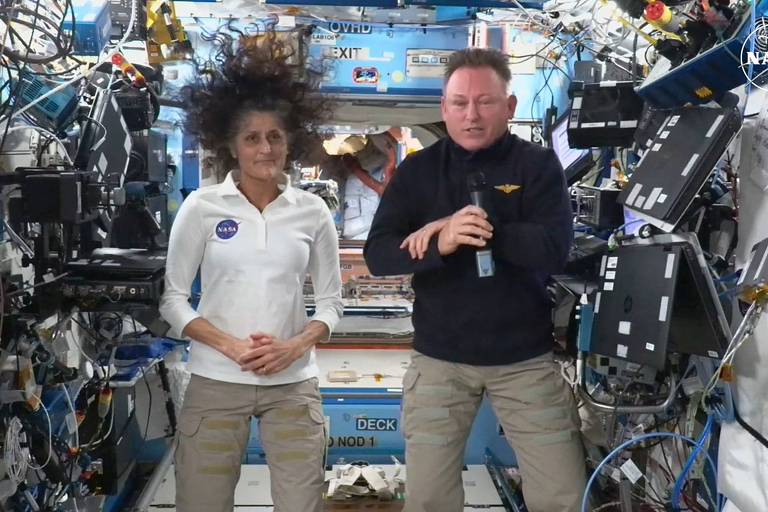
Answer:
[111,53,147,87]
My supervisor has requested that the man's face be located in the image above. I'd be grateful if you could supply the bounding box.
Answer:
[441,66,517,152]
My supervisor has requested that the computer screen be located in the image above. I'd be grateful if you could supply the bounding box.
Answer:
[75,90,131,189]
[623,207,644,236]
[550,112,593,185]
[590,240,729,369]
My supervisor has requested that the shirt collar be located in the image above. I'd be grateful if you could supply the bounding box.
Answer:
[218,170,297,205]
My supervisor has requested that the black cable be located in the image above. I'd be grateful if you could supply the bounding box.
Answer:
[506,24,591,70]
[4,272,70,298]
[0,6,62,34]
[631,32,639,85]
[734,406,768,450]
[508,35,560,64]
[530,63,557,122]
[0,58,21,117]
[142,366,152,440]
[657,429,677,479]
[644,44,654,67]
[113,405,137,445]
[0,3,70,64]
[36,135,56,166]
[0,0,42,155]
[3,18,66,64]
[71,315,109,345]
[545,75,555,109]
[93,312,123,340]
[638,468,668,507]
[60,0,76,56]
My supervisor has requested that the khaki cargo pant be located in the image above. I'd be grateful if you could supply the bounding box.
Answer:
[175,375,326,512]
[402,351,586,512]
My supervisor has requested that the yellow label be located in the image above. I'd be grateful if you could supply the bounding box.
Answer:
[494,184,521,194]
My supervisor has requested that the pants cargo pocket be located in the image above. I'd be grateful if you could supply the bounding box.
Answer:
[173,376,256,512]
[178,415,203,437]
[175,414,203,472]
[260,395,327,512]
[401,367,420,435]
[178,414,248,480]
[308,402,325,426]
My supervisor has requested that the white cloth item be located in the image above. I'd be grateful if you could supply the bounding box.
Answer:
[159,170,343,385]
[717,112,768,512]
[342,171,382,240]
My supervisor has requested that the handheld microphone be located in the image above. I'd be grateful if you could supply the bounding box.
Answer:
[467,171,495,278]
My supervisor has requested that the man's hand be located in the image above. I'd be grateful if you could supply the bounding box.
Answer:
[400,217,450,260]
[237,333,307,375]
[224,338,260,365]
[437,205,493,256]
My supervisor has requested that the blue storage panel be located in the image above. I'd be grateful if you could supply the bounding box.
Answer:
[63,0,112,56]
[636,1,768,108]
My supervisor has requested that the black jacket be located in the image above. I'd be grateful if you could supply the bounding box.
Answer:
[364,132,572,365]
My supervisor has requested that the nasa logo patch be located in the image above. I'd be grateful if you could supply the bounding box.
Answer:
[215,219,239,240]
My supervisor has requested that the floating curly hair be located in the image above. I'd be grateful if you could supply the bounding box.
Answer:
[184,23,332,179]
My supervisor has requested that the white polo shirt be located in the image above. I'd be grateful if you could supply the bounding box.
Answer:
[159,170,343,385]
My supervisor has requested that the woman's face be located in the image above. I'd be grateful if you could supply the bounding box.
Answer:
[229,111,289,182]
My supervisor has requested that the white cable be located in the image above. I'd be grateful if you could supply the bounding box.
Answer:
[559,360,578,387]
[515,1,551,30]
[67,329,96,369]
[5,271,70,297]
[80,399,114,450]
[115,0,138,51]
[70,313,107,380]
[83,115,108,155]
[2,219,34,257]
[4,417,28,485]
[2,124,73,165]
[27,394,52,470]
[701,301,763,411]
[60,383,79,453]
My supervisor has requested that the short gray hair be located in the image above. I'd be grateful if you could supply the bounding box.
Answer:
[444,48,511,85]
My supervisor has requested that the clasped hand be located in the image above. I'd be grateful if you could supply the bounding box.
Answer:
[400,205,493,259]
[230,333,304,376]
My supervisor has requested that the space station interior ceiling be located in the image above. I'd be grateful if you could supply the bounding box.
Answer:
[0,0,766,511]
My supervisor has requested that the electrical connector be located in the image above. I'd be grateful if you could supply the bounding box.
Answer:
[719,364,734,383]
[97,388,112,419]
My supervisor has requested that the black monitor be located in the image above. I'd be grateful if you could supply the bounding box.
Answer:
[590,235,731,369]
[567,81,644,148]
[75,89,132,189]
[550,111,594,186]
[618,105,741,233]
